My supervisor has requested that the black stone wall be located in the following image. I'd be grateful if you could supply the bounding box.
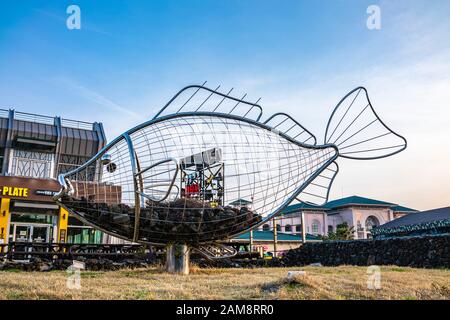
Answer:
[283,235,450,268]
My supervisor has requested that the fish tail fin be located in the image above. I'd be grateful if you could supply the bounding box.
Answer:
[325,87,407,160]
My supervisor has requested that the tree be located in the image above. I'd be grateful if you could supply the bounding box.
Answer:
[320,222,355,241]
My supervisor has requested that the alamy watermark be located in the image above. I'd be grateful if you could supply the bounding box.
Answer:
[367,5,381,30]
[367,265,381,290]
[66,5,81,30]
[64,4,380,32]
[66,260,85,290]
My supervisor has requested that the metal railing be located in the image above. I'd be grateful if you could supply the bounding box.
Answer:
[0,109,9,119]
[0,242,147,261]
[14,111,55,125]
[61,118,94,130]
[0,108,95,130]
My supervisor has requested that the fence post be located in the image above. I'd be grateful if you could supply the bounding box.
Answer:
[272,218,278,258]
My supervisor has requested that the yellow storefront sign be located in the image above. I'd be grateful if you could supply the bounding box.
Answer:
[1,186,29,197]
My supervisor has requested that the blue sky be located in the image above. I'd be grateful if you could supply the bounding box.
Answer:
[1,0,449,210]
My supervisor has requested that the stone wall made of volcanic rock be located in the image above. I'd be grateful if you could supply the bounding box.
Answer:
[283,235,450,268]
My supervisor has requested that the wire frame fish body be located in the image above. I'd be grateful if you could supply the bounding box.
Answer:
[54,85,406,246]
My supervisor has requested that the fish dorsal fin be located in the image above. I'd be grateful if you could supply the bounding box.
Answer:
[264,113,317,145]
[152,83,263,122]
[295,161,338,206]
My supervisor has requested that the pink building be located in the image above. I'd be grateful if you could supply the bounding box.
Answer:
[258,195,417,240]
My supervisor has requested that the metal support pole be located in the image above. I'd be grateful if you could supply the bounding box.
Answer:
[2,110,14,175]
[57,207,69,243]
[301,211,306,244]
[272,218,277,258]
[249,229,254,253]
[166,244,190,275]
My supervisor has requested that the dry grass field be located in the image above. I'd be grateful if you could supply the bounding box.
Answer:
[0,266,448,300]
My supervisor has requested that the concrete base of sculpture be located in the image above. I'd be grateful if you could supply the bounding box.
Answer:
[165,244,190,275]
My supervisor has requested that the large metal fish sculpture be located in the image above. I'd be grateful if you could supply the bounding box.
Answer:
[54,85,406,249]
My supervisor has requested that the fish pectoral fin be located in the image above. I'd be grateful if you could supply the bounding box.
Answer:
[295,161,339,206]
[264,113,317,145]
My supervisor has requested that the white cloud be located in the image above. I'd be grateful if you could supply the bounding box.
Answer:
[51,76,140,119]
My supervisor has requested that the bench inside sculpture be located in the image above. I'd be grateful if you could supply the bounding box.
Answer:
[61,195,261,244]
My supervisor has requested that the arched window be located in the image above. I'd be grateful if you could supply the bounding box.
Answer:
[285,224,292,232]
[262,224,270,231]
[276,224,281,232]
[295,224,302,232]
[365,216,380,231]
[365,216,380,239]
[311,219,321,234]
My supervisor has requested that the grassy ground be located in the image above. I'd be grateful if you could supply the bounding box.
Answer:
[0,265,448,300]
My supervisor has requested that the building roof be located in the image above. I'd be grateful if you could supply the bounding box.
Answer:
[325,195,395,209]
[281,195,417,215]
[282,201,324,214]
[390,205,418,213]
[375,206,450,231]
[0,108,105,157]
[231,230,319,242]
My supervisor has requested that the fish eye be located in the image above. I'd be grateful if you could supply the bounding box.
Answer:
[106,162,117,173]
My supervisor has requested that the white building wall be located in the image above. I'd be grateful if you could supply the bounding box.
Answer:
[304,211,326,236]
[352,208,391,239]
[327,214,344,233]
[259,210,328,237]
[260,205,399,239]
[337,208,354,227]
